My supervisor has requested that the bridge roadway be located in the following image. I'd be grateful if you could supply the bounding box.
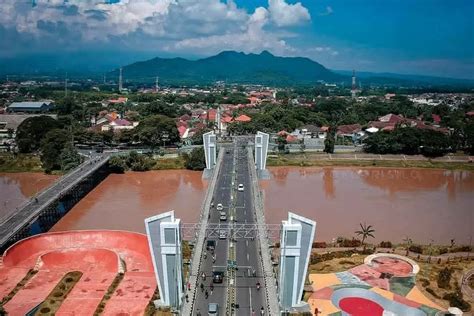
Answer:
[193,139,266,315]
[0,153,110,250]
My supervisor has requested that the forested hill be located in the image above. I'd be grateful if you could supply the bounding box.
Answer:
[109,50,344,85]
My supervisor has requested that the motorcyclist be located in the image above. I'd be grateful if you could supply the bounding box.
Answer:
[256,282,261,290]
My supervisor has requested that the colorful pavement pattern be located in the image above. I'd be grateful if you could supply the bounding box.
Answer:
[0,230,157,315]
[308,253,445,316]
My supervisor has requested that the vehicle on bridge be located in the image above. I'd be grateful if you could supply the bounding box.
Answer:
[218,229,227,239]
[208,303,219,315]
[219,211,227,221]
[212,270,224,283]
[216,203,223,211]
[206,240,216,251]
[238,184,244,191]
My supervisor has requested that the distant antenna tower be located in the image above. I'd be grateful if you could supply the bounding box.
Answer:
[351,69,357,98]
[118,67,123,92]
[155,76,159,92]
[65,73,68,96]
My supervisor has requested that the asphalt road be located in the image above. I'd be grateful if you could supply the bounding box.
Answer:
[193,139,266,315]
[193,145,233,315]
[234,139,266,316]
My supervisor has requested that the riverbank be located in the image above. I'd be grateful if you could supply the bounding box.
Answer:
[267,152,474,171]
[0,154,44,173]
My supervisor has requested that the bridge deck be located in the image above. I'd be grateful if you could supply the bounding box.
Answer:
[0,154,110,250]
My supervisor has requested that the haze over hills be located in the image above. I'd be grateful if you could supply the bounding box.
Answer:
[1,50,473,87]
[108,50,343,85]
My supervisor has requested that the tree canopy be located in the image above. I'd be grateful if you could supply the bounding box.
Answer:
[16,116,61,153]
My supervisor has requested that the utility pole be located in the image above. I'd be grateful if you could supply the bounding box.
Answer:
[118,67,123,92]
[65,73,68,97]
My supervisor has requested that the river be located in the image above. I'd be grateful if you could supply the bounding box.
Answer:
[261,167,474,245]
[0,172,58,222]
[2,167,472,245]
[51,170,207,233]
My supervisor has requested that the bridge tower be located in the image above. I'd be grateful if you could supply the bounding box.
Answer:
[255,131,269,178]
[203,131,217,171]
[279,212,316,311]
[145,211,183,310]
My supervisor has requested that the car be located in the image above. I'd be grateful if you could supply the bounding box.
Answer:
[238,184,244,191]
[206,240,216,251]
[219,230,227,239]
[212,271,224,284]
[216,203,223,211]
[225,150,231,154]
[208,303,219,315]
[219,212,227,221]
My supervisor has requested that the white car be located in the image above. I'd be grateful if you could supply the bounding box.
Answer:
[216,203,223,211]
[219,212,227,221]
[238,184,244,191]
[219,230,227,239]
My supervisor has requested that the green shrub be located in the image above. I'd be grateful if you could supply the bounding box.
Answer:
[409,245,423,254]
[379,241,392,248]
[420,278,430,287]
[442,291,471,312]
[437,267,452,289]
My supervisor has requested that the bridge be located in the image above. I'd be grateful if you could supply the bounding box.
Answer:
[0,153,112,252]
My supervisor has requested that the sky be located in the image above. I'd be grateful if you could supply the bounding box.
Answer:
[0,0,473,79]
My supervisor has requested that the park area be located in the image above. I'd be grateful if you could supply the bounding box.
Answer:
[306,253,472,315]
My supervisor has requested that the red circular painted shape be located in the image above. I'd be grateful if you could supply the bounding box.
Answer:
[339,297,384,316]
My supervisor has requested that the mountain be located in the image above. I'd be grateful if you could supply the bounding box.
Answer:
[110,51,343,85]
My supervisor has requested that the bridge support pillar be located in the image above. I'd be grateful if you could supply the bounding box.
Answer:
[145,211,183,311]
[279,212,316,312]
[255,131,270,179]
[203,131,217,178]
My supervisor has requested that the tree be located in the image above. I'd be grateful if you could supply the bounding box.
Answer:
[184,147,206,171]
[276,136,287,152]
[108,155,127,173]
[59,143,81,172]
[355,223,375,251]
[324,126,336,154]
[403,236,413,256]
[40,129,71,173]
[134,115,179,150]
[16,116,61,153]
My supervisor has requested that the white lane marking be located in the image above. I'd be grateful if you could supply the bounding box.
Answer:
[247,253,249,262]
[249,286,252,315]
[246,240,249,247]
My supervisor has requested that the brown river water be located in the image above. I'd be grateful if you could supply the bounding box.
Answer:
[261,167,474,245]
[1,167,472,245]
[0,173,58,221]
[51,170,207,233]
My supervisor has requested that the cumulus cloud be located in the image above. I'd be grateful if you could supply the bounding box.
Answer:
[268,0,311,27]
[0,0,311,56]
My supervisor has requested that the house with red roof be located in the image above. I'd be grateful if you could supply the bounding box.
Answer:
[235,114,251,122]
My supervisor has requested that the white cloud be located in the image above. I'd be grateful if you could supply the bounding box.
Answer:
[0,0,312,56]
[268,0,310,27]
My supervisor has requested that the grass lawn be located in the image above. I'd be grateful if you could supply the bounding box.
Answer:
[152,157,186,170]
[267,153,474,171]
[308,254,366,274]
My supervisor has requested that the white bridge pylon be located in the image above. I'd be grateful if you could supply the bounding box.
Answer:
[180,223,281,240]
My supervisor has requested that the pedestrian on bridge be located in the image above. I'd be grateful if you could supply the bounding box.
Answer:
[200,283,204,292]
[187,281,191,291]
[209,283,214,294]
[205,290,209,299]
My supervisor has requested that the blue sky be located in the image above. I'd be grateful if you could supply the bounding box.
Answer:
[0,0,473,78]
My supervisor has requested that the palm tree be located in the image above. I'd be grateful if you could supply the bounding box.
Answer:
[355,223,375,251]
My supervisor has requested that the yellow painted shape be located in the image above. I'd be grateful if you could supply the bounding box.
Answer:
[371,286,394,300]
[406,286,445,311]
[308,273,341,291]
[308,298,340,316]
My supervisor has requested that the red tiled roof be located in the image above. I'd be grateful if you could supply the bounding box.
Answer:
[286,135,298,143]
[378,113,403,123]
[337,124,362,135]
[466,111,474,116]
[235,114,251,122]
[178,126,187,137]
[277,130,289,136]
[221,116,233,123]
[432,114,441,124]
